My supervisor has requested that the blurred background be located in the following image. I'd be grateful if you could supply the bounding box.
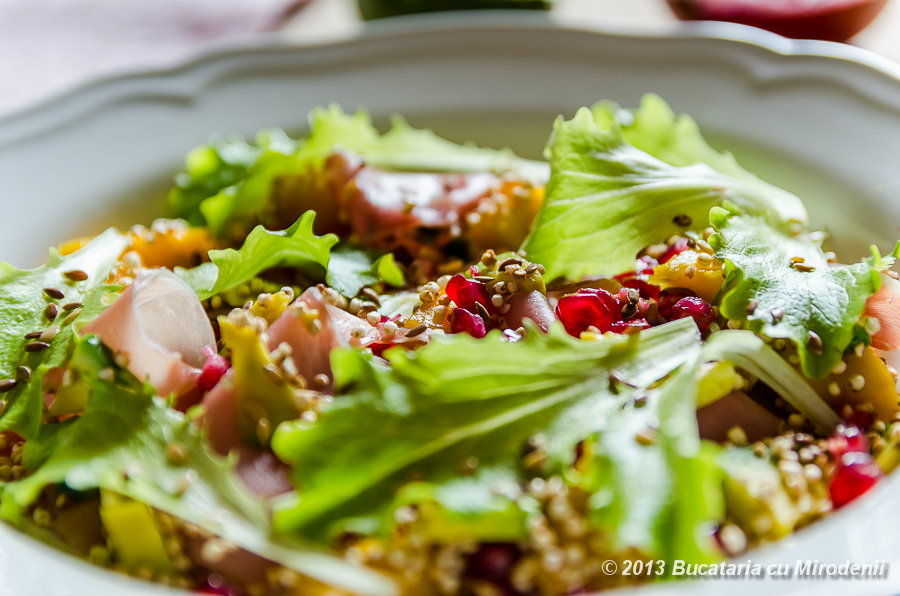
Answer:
[1,0,897,117]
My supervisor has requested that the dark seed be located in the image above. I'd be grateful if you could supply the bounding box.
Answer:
[15,366,31,383]
[406,323,427,338]
[524,263,538,275]
[0,380,16,393]
[360,288,381,306]
[44,303,58,321]
[475,302,492,323]
[622,303,637,320]
[746,300,758,315]
[498,258,522,271]
[609,371,636,388]
[25,342,50,353]
[807,331,824,355]
[43,288,64,300]
[792,262,816,272]
[61,302,83,311]
[772,308,784,324]
[633,392,648,408]
[63,270,88,282]
[473,276,494,283]
[24,331,42,339]
[673,214,693,227]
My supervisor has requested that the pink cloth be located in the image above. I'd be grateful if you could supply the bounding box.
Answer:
[0,0,307,115]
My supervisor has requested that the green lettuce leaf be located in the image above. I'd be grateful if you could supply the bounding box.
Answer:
[179,105,547,237]
[709,207,879,379]
[177,213,404,300]
[327,247,405,299]
[270,318,705,551]
[0,229,127,438]
[520,100,807,282]
[1,336,395,596]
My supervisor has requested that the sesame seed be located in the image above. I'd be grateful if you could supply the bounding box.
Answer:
[635,427,658,445]
[832,360,847,375]
[498,257,522,271]
[24,331,42,339]
[39,326,59,343]
[672,213,693,227]
[475,302,492,323]
[491,295,504,308]
[828,382,841,397]
[0,380,17,393]
[790,256,806,263]
[792,262,816,272]
[165,442,188,466]
[97,368,115,382]
[507,281,519,293]
[313,373,330,389]
[361,288,381,305]
[849,374,866,392]
[513,268,527,279]
[685,264,696,279]
[727,426,748,446]
[771,308,784,324]
[43,288,64,300]
[366,311,381,325]
[348,298,361,315]
[419,290,435,304]
[807,331,824,355]
[62,309,81,325]
[406,323,427,338]
[480,250,497,267]
[854,342,865,357]
[262,365,284,386]
[61,302,83,311]
[63,270,88,282]
[44,303,58,321]
[473,276,494,283]
[24,342,50,353]
[383,321,398,336]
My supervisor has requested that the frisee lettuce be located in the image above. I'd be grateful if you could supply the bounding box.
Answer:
[0,229,127,439]
[172,105,547,238]
[709,207,880,380]
[270,318,708,555]
[521,96,807,282]
[176,212,404,300]
[1,336,396,596]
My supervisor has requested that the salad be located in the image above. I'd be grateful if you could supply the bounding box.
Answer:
[1,94,899,596]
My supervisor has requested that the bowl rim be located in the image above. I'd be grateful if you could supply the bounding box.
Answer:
[3,10,900,146]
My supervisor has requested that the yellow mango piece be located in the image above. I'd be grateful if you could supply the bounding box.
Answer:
[99,491,172,572]
[649,249,724,303]
[59,237,93,256]
[219,318,296,445]
[467,181,544,256]
[695,361,744,408]
[805,346,899,421]
[130,225,215,270]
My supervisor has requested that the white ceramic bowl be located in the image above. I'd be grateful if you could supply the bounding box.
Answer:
[1,12,900,596]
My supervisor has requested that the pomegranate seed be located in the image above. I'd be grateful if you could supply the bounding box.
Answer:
[829,451,882,508]
[555,289,619,336]
[659,237,690,264]
[467,543,520,582]
[450,308,487,338]
[827,424,869,458]
[669,296,716,331]
[446,274,494,314]
[369,342,395,357]
[614,256,658,281]
[845,410,875,431]
[197,346,230,392]
[656,287,697,320]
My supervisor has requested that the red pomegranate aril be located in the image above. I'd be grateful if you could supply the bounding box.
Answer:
[669,296,716,331]
[450,308,487,338]
[829,451,882,508]
[446,274,494,314]
[827,424,869,458]
[197,345,230,392]
[622,278,660,300]
[556,290,617,337]
[659,237,690,264]
[614,256,658,282]
[845,409,875,431]
[467,543,521,582]
[656,287,697,320]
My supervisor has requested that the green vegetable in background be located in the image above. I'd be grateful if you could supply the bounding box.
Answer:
[521,95,807,282]
[709,207,882,380]
[0,229,126,439]
[1,336,396,596]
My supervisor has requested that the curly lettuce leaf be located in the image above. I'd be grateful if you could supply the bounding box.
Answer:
[709,207,880,380]
[177,213,404,300]
[271,318,708,556]
[521,99,807,282]
[178,105,547,237]
[0,229,127,438]
[1,336,395,596]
